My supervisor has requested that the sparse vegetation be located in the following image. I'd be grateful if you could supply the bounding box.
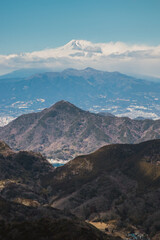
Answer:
[1,101,160,161]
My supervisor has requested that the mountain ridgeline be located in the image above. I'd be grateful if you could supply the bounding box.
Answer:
[0,68,160,119]
[0,140,113,240]
[42,139,160,239]
[1,139,160,239]
[0,101,160,160]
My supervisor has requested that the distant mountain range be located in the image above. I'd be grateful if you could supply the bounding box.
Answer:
[0,68,160,122]
[0,100,160,161]
[0,68,49,79]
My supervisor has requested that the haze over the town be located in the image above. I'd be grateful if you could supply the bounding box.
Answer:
[1,0,160,77]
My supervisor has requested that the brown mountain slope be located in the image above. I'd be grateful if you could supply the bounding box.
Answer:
[0,196,112,240]
[0,101,160,161]
[0,141,118,240]
[0,140,54,205]
[41,140,160,239]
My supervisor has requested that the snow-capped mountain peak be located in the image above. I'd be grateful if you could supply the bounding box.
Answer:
[1,39,160,77]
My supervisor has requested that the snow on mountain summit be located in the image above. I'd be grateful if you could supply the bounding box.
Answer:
[62,39,102,56]
[1,40,160,77]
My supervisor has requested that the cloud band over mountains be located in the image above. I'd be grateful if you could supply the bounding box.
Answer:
[1,40,160,77]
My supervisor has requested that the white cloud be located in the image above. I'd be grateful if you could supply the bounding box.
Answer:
[1,39,160,77]
[117,110,159,120]
[0,116,15,126]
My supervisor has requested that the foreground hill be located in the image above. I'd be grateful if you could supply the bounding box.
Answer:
[0,140,54,205]
[41,140,160,239]
[0,68,160,119]
[1,139,159,238]
[0,101,160,160]
[0,197,112,240]
[0,141,113,240]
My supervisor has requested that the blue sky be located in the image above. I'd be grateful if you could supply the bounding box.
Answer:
[1,0,160,54]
